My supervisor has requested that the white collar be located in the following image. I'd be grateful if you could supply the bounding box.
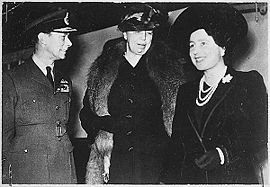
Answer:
[32,54,54,78]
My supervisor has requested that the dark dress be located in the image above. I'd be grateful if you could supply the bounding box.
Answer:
[163,67,267,184]
[81,55,169,184]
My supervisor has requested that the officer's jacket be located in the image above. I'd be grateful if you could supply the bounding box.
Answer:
[2,58,76,184]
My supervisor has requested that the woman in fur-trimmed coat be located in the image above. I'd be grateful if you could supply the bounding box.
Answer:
[80,35,187,184]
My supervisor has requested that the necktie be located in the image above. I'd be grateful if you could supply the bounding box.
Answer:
[46,66,54,86]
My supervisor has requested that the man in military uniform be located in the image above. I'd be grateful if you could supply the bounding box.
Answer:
[2,8,77,184]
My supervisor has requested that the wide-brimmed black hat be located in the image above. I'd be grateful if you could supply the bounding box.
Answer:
[169,3,248,56]
[118,4,166,32]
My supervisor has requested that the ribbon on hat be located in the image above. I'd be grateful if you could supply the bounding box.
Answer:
[120,4,159,26]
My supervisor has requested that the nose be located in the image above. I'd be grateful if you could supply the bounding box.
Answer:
[65,37,72,48]
[140,31,147,40]
[190,45,198,56]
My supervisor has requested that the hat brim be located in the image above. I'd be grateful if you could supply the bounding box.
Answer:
[53,27,77,33]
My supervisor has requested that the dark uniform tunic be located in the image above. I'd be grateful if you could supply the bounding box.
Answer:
[2,59,77,184]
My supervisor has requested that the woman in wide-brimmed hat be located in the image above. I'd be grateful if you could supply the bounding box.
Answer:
[162,3,267,184]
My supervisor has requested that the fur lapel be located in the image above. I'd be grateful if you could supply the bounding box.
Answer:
[87,38,186,136]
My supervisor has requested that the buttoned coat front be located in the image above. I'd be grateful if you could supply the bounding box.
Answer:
[2,58,77,184]
[80,38,187,184]
[163,67,267,184]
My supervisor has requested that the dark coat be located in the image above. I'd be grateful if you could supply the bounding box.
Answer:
[2,59,77,184]
[163,67,268,184]
[80,37,186,184]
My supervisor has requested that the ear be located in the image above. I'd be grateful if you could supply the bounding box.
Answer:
[123,32,127,40]
[38,32,48,45]
[220,46,226,57]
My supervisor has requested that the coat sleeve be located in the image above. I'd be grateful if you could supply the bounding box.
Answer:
[246,71,268,164]
[2,72,17,159]
[79,90,100,144]
[215,71,268,167]
[80,89,116,143]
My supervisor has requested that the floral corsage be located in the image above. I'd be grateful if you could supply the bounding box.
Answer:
[222,74,233,84]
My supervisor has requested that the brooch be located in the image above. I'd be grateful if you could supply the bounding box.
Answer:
[222,74,233,84]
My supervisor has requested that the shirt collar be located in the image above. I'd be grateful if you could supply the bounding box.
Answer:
[32,54,54,78]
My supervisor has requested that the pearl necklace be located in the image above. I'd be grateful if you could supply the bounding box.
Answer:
[196,66,227,107]
[196,76,219,106]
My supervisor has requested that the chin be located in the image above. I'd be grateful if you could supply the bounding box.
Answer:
[137,50,147,55]
[59,55,66,60]
[195,65,206,71]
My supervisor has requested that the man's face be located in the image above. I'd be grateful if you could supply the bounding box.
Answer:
[123,30,153,56]
[44,32,72,60]
[189,29,225,71]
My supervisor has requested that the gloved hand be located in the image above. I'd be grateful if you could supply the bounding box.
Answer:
[194,149,221,170]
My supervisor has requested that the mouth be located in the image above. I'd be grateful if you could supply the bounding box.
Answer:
[61,49,67,53]
[137,43,146,48]
[194,56,204,63]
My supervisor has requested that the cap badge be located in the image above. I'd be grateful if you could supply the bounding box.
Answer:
[64,12,70,25]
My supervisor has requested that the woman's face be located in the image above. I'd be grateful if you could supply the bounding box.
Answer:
[189,29,225,71]
[123,30,153,56]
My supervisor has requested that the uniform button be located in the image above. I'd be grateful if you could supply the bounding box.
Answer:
[55,105,60,110]
[125,114,132,119]
[24,149,28,153]
[128,98,134,104]
[131,72,136,77]
[128,146,134,151]
[126,131,132,135]
[32,99,36,103]
[56,120,61,125]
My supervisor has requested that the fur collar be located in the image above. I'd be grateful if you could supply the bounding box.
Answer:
[86,37,186,136]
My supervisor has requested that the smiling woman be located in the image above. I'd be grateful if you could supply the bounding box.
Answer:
[123,30,153,66]
[162,3,268,184]
[189,29,226,73]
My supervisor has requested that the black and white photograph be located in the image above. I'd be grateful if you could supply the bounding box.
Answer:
[1,1,268,186]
